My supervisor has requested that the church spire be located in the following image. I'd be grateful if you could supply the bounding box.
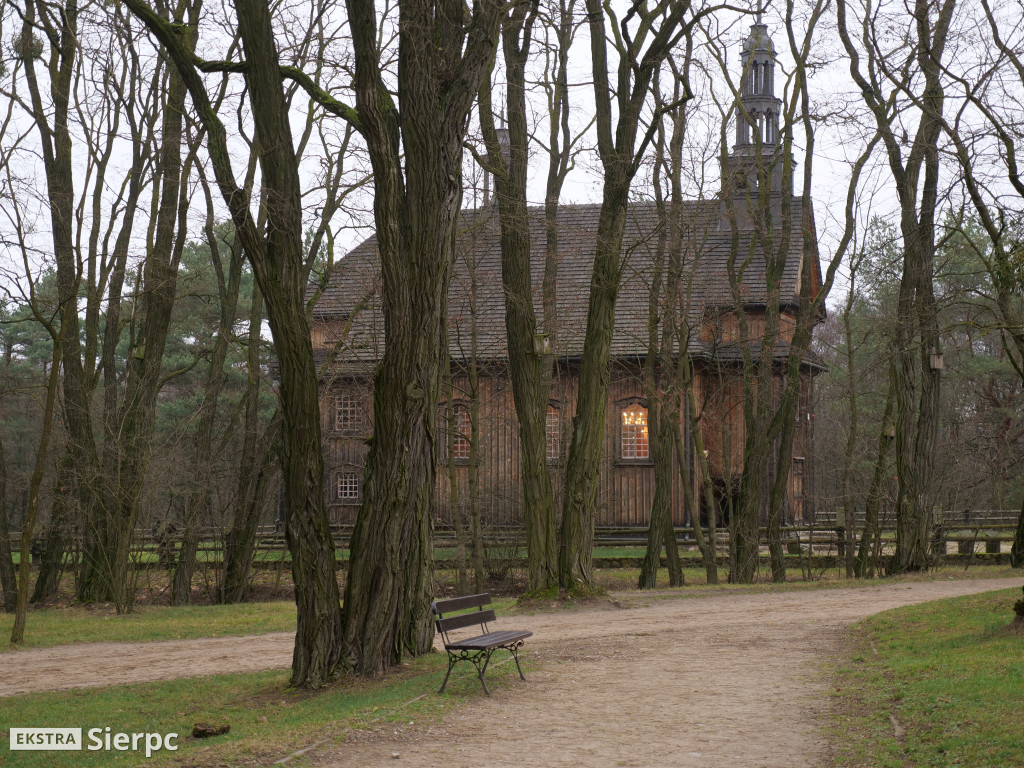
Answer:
[726,21,786,194]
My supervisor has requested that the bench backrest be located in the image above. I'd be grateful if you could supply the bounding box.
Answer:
[432,593,495,645]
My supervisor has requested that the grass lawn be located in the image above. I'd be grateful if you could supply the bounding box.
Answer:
[0,649,518,767]
[0,601,297,651]
[829,586,1024,768]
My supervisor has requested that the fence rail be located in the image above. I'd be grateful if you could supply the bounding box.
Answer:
[8,514,1020,565]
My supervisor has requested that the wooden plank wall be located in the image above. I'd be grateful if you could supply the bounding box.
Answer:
[320,360,814,527]
[322,361,692,528]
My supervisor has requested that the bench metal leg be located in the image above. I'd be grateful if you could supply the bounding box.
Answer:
[438,652,459,694]
[476,649,494,695]
[439,649,493,695]
[507,643,527,681]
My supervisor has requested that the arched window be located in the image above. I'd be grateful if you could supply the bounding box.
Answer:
[620,402,649,460]
[546,403,561,462]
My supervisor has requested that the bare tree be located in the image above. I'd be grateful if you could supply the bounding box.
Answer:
[837,0,958,573]
[124,0,346,687]
[476,0,583,594]
[559,0,713,591]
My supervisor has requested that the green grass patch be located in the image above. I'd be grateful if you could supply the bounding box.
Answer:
[829,586,1024,768]
[0,602,297,652]
[0,650,525,767]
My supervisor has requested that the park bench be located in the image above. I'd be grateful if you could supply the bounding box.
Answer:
[432,593,532,695]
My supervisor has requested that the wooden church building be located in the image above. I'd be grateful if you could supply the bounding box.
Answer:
[312,23,824,529]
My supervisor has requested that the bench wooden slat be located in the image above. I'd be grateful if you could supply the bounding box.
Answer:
[445,629,532,651]
[437,609,497,634]
[432,593,491,614]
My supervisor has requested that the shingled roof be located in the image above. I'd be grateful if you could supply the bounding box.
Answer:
[312,194,821,365]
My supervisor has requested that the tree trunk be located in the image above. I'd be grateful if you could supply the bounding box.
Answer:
[221,416,279,604]
[338,0,501,676]
[855,388,894,578]
[836,0,954,575]
[640,398,683,588]
[560,0,696,591]
[0,431,17,612]
[79,2,195,610]
[11,339,62,644]
[1011,497,1024,569]
[559,190,627,589]
[678,384,720,584]
[30,453,74,602]
[19,0,104,605]
[477,4,559,594]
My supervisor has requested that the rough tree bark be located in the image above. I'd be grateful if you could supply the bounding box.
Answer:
[338,0,502,676]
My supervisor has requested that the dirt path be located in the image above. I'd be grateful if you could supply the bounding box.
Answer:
[1,578,1017,766]
[313,578,1018,768]
[0,631,295,697]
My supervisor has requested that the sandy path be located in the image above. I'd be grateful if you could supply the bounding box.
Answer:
[0,632,294,697]
[0,578,1017,766]
[313,578,1019,768]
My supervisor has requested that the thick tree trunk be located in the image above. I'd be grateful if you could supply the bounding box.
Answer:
[560,0,695,591]
[560,187,627,589]
[230,0,344,687]
[339,0,501,675]
[640,399,683,588]
[123,0,346,685]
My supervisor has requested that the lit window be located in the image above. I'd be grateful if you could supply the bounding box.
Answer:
[546,405,561,461]
[334,392,361,432]
[621,403,649,460]
[452,407,471,461]
[337,472,360,502]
